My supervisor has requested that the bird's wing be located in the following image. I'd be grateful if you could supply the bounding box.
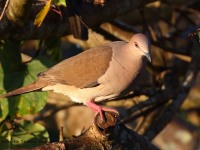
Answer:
[38,45,113,88]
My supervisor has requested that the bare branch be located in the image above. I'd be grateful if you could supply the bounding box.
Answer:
[28,112,159,150]
[144,36,200,141]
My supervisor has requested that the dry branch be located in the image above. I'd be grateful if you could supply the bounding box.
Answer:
[27,112,159,150]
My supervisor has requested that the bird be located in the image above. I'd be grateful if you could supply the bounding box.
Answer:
[0,33,151,120]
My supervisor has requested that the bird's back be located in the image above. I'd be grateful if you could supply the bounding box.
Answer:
[38,45,114,88]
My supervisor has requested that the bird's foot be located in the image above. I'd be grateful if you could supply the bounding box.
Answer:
[86,101,119,121]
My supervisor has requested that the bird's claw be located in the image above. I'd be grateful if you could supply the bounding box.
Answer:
[86,101,119,121]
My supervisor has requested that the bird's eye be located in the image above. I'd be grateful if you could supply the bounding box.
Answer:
[134,42,139,48]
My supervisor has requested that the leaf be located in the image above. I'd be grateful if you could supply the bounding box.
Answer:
[53,0,67,7]
[0,40,23,121]
[34,0,52,27]
[0,121,49,149]
[0,96,8,122]
[0,40,22,74]
[0,56,54,121]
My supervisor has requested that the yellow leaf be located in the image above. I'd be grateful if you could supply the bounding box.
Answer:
[34,0,52,27]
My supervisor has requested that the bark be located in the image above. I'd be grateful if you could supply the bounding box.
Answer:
[0,0,155,40]
[27,112,159,150]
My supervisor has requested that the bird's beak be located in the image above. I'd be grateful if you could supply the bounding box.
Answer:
[140,48,151,62]
[145,52,151,62]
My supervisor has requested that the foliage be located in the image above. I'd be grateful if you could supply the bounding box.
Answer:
[34,0,52,27]
[0,40,55,148]
[0,121,49,149]
[34,0,66,27]
[53,0,67,6]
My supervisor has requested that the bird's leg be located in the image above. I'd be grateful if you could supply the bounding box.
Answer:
[86,101,105,120]
[86,101,119,121]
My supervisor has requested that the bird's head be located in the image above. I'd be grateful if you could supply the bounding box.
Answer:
[130,33,151,62]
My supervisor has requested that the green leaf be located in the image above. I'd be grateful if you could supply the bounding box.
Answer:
[0,121,49,149]
[0,40,22,74]
[53,0,67,7]
[0,97,8,122]
[0,40,23,121]
[0,54,54,121]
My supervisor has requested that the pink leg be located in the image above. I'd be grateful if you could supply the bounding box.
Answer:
[86,101,119,120]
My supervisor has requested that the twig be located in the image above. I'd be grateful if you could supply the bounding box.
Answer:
[0,0,10,20]
[144,34,200,141]
[112,20,190,56]
[59,126,64,142]
[127,87,176,115]
[122,102,165,124]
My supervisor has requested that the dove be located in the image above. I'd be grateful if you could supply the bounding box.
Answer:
[0,33,151,120]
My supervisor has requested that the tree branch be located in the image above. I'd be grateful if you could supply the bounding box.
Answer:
[0,0,155,40]
[28,112,159,150]
[144,36,200,141]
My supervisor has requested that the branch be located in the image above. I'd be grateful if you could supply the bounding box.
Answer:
[0,0,155,40]
[28,112,159,150]
[144,35,200,141]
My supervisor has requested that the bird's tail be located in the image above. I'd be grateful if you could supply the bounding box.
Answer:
[0,79,48,99]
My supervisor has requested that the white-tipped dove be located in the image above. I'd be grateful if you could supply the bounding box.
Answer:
[0,33,151,119]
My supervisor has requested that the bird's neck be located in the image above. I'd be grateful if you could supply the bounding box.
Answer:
[123,45,143,75]
[123,44,142,63]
